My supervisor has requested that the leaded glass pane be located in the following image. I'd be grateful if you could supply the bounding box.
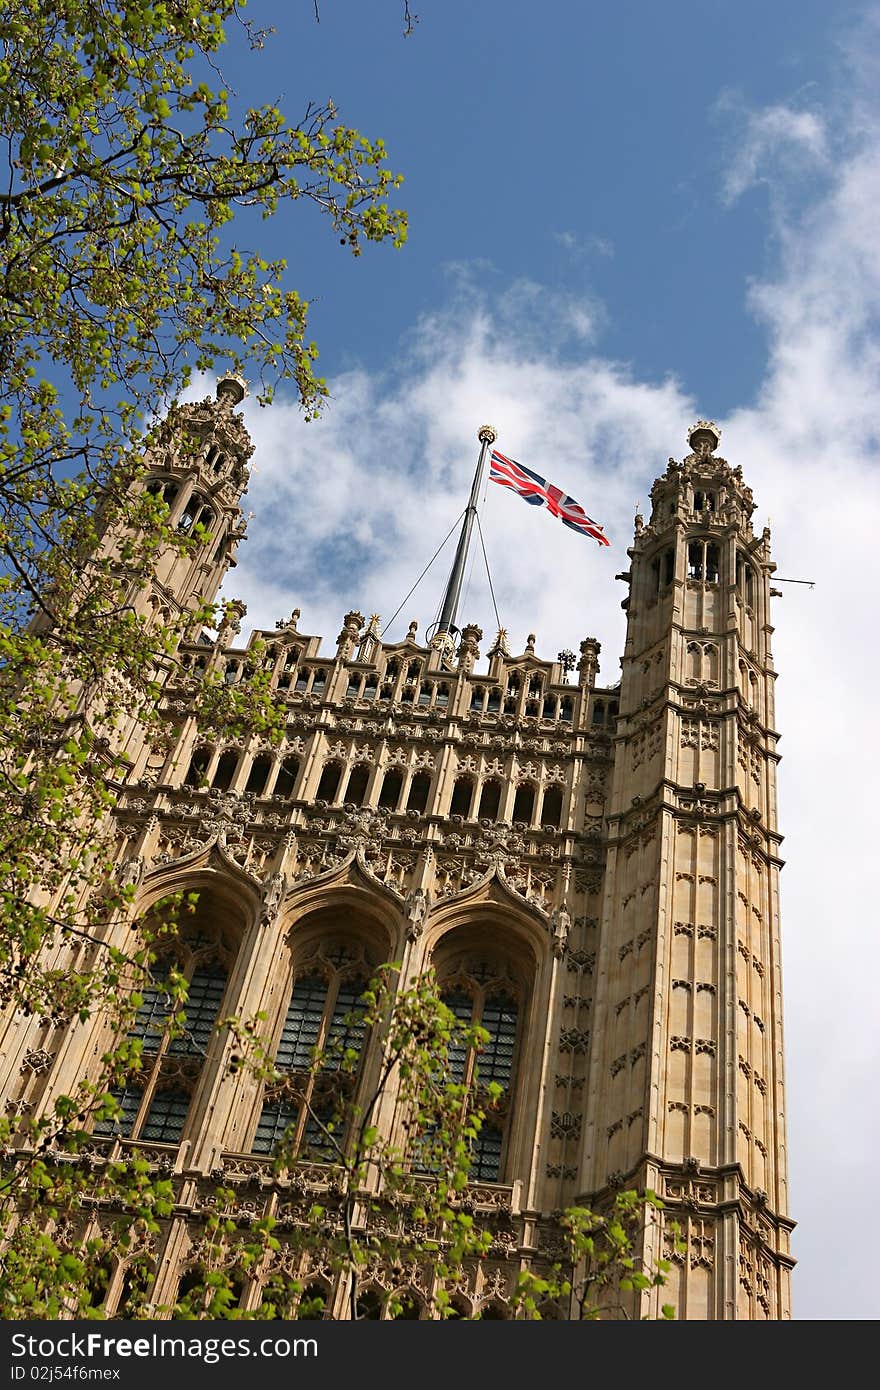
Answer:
[469,1122,503,1181]
[442,991,474,1083]
[93,1085,143,1137]
[323,979,367,1071]
[302,1100,337,1161]
[251,1098,300,1155]
[168,964,227,1055]
[275,975,328,1071]
[477,993,518,1088]
[140,1087,190,1143]
[131,976,172,1051]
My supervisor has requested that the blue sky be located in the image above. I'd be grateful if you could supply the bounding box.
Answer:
[195,1,880,1320]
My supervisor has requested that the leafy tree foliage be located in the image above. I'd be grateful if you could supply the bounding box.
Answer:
[0,0,405,1023]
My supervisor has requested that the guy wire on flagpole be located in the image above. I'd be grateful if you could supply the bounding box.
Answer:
[380,510,467,638]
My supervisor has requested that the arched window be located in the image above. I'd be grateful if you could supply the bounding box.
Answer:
[540,785,563,830]
[450,776,475,818]
[94,913,233,1147]
[356,1289,383,1320]
[389,1291,423,1320]
[212,749,238,791]
[470,687,484,712]
[310,669,327,697]
[343,764,370,806]
[245,754,272,797]
[438,966,521,1182]
[559,696,573,724]
[378,768,404,810]
[205,444,227,474]
[274,755,300,800]
[294,1282,328,1321]
[276,649,299,691]
[417,682,432,708]
[705,542,719,583]
[478,1302,511,1320]
[542,694,557,720]
[345,674,361,699]
[363,675,378,702]
[293,668,309,694]
[316,762,342,803]
[406,770,431,814]
[511,783,535,825]
[435,683,449,710]
[145,477,179,509]
[252,947,371,1163]
[737,553,755,605]
[184,746,211,788]
[478,780,501,822]
[486,687,501,715]
[177,493,213,535]
[592,699,605,727]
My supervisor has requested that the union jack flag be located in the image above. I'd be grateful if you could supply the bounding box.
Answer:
[489,449,610,546]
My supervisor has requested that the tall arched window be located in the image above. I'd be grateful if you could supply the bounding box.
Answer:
[177,493,213,535]
[540,785,563,830]
[438,961,521,1183]
[343,764,370,806]
[450,776,475,818]
[406,770,432,813]
[511,783,535,826]
[273,755,300,799]
[145,478,179,509]
[94,914,234,1147]
[316,762,343,803]
[184,746,212,788]
[252,944,372,1162]
[245,754,272,797]
[378,768,404,810]
[212,749,238,791]
[478,780,501,822]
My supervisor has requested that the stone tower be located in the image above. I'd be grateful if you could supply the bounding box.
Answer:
[582,421,793,1317]
[0,398,793,1319]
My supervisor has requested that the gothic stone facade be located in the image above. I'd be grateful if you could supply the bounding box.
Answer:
[0,382,794,1318]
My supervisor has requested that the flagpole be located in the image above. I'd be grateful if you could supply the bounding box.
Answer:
[433,424,497,648]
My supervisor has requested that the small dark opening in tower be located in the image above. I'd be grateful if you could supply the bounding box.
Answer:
[274,755,300,799]
[512,783,535,825]
[407,770,431,813]
[184,747,211,787]
[245,754,272,797]
[450,776,474,818]
[478,780,502,821]
[378,768,404,810]
[541,785,563,829]
[212,750,238,791]
[316,762,342,803]
[344,764,370,806]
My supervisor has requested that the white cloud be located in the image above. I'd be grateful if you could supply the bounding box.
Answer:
[203,36,880,1323]
[720,98,830,205]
